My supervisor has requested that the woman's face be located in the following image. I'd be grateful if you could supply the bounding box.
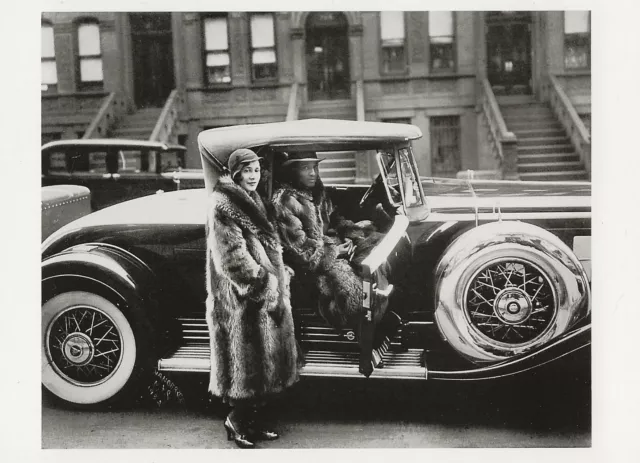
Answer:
[237,160,261,192]
[294,162,318,189]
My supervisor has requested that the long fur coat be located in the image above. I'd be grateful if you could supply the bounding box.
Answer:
[206,175,299,402]
[271,184,367,329]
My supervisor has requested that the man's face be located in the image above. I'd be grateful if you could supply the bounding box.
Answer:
[294,162,318,189]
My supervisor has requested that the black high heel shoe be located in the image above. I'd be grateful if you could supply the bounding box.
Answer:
[224,416,255,449]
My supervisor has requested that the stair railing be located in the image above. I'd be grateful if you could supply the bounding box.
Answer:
[542,74,591,175]
[150,89,184,143]
[285,82,300,121]
[480,78,518,179]
[82,92,119,139]
[356,79,365,121]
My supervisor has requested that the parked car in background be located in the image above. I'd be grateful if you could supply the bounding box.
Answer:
[41,139,202,210]
[41,119,591,408]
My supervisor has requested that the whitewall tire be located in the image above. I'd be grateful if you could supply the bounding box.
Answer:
[42,291,138,406]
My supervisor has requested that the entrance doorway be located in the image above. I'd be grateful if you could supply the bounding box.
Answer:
[305,12,350,101]
[486,12,532,95]
[130,13,175,108]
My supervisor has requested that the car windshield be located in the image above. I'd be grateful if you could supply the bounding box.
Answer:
[377,147,423,207]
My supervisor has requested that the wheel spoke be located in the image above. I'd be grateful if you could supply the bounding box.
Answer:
[47,306,123,385]
[466,259,556,345]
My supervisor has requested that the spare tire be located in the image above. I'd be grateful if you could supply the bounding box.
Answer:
[434,221,590,363]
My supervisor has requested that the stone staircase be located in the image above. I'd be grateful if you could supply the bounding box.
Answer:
[501,102,589,181]
[110,107,162,140]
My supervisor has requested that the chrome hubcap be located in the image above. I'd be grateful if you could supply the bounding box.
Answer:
[62,333,94,365]
[46,306,123,386]
[465,259,556,344]
[494,288,533,325]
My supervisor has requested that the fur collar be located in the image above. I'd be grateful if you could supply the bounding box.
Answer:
[212,175,274,237]
[272,183,314,205]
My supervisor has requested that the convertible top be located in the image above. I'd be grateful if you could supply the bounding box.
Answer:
[198,118,422,170]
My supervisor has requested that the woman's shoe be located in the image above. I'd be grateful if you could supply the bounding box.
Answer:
[249,409,280,441]
[224,416,255,449]
[251,428,280,441]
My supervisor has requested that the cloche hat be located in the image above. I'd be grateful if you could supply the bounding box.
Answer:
[228,148,261,179]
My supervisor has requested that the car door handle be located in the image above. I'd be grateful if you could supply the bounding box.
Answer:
[374,284,394,299]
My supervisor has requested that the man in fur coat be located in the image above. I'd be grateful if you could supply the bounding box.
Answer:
[271,151,387,331]
[206,152,299,446]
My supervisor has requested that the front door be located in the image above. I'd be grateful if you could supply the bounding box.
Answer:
[130,13,175,108]
[486,11,532,95]
[305,12,351,101]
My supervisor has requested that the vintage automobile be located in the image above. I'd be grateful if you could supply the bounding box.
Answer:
[41,139,201,210]
[41,119,591,407]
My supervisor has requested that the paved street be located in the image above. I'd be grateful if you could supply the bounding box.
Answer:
[42,364,590,449]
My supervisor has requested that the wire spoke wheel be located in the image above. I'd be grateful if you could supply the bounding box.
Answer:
[42,291,139,406]
[46,306,123,386]
[465,259,556,345]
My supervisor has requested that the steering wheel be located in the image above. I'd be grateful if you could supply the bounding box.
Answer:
[359,174,382,208]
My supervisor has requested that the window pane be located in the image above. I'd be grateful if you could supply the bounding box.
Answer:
[252,49,276,64]
[431,43,455,70]
[564,11,590,34]
[49,152,67,171]
[565,36,589,68]
[382,46,405,73]
[118,150,143,173]
[380,12,404,41]
[78,23,101,56]
[250,14,275,48]
[429,11,454,37]
[41,25,55,58]
[430,116,461,177]
[204,17,228,51]
[80,57,104,82]
[41,61,58,84]
[206,52,230,66]
[253,62,278,80]
[206,50,231,84]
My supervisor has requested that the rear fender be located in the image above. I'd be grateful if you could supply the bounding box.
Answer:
[41,244,163,344]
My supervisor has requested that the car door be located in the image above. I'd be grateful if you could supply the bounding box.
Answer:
[356,145,427,377]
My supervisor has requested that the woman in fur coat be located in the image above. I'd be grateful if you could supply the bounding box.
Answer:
[271,151,386,331]
[206,148,299,448]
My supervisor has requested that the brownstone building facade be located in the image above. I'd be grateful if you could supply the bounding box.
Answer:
[41,11,591,182]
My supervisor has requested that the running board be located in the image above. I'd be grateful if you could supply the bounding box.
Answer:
[158,345,427,380]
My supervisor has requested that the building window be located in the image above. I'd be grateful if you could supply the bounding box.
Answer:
[430,116,461,177]
[77,21,104,91]
[203,15,231,84]
[380,12,406,73]
[41,22,57,92]
[564,11,590,70]
[250,13,277,81]
[429,11,455,71]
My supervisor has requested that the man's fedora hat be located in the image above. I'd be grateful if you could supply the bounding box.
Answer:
[282,151,324,167]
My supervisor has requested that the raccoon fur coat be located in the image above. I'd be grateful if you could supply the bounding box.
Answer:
[206,175,299,402]
[271,184,368,330]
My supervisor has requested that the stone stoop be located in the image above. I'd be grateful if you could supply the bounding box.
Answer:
[501,101,589,181]
[111,107,163,140]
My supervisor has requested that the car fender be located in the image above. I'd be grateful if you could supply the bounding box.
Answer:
[41,243,164,347]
